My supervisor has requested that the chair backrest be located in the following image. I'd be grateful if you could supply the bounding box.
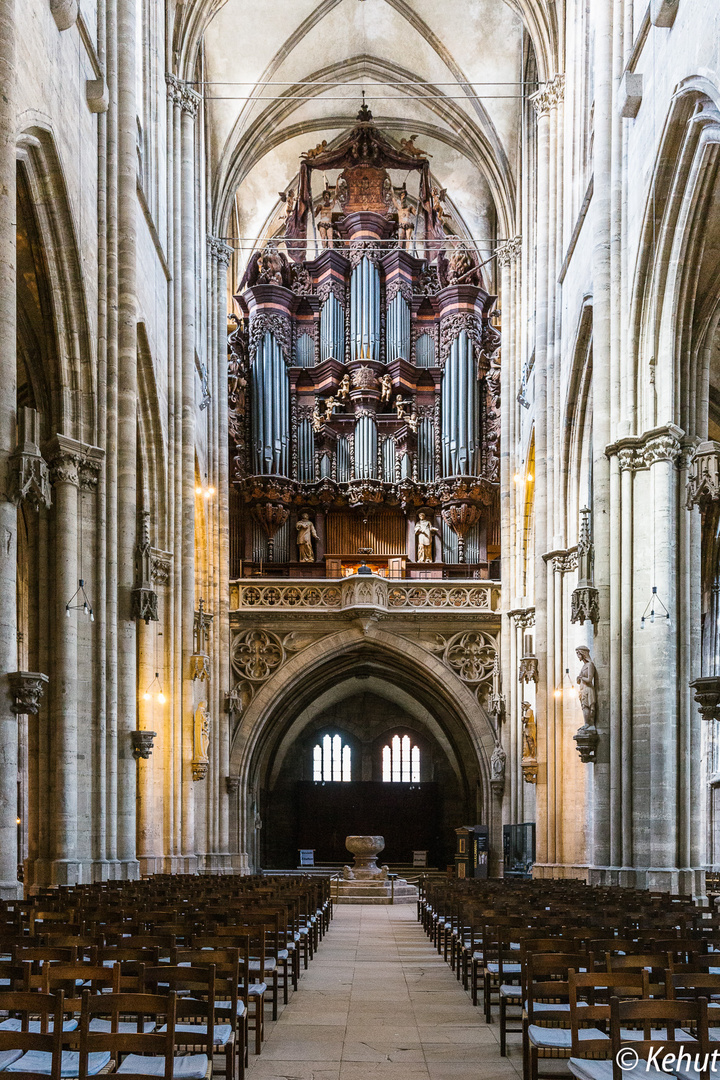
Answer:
[142,964,216,1056]
[78,990,177,1080]
[0,989,65,1080]
[526,952,591,1024]
[568,969,648,1058]
[610,995,709,1080]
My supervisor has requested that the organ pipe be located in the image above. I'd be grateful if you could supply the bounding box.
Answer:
[350,257,380,361]
[441,330,478,476]
[385,293,410,361]
[250,330,289,474]
[354,414,378,479]
[320,294,345,362]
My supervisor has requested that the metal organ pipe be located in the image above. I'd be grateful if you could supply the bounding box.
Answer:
[418,418,435,481]
[386,293,410,361]
[251,329,289,474]
[442,330,477,476]
[297,418,314,481]
[320,294,345,362]
[350,257,380,360]
[354,414,378,479]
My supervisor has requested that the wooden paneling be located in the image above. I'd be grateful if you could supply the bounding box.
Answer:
[326,510,406,555]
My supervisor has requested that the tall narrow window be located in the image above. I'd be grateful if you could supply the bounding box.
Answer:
[312,734,352,781]
[381,734,421,782]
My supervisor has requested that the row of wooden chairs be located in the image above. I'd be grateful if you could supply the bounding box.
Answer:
[0,874,334,1079]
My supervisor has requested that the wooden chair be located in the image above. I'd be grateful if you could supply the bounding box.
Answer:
[77,990,189,1080]
[0,991,65,1080]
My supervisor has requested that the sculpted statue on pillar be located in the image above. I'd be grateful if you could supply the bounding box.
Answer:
[380,373,393,403]
[338,374,351,401]
[296,512,318,562]
[574,645,599,763]
[521,701,537,760]
[414,512,438,563]
[575,646,596,728]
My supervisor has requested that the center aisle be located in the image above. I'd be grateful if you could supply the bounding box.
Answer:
[247,903,523,1080]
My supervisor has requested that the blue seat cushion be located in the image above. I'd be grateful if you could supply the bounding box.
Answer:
[0,1020,78,1033]
[116,1054,209,1079]
[88,1020,156,1034]
[6,1051,111,1076]
[0,1050,23,1071]
[158,1024,233,1046]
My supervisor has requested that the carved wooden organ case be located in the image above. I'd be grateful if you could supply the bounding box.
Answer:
[228,111,501,578]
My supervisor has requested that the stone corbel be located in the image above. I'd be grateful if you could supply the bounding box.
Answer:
[686,442,720,510]
[8,671,49,715]
[571,586,600,627]
[190,654,211,682]
[690,677,720,722]
[86,78,109,114]
[574,724,599,764]
[650,0,678,26]
[519,655,539,684]
[619,72,643,119]
[50,0,78,30]
[522,761,538,784]
[131,511,159,624]
[131,731,157,760]
[7,408,52,510]
[225,776,240,795]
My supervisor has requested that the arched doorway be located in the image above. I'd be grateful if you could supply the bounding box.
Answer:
[229,625,499,874]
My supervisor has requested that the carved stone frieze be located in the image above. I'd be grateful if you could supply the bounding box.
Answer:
[8,671,49,715]
[249,312,292,363]
[131,730,157,760]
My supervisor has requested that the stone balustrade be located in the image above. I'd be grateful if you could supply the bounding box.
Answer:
[230,577,501,613]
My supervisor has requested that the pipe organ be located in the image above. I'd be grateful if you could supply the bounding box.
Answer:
[228,107,501,578]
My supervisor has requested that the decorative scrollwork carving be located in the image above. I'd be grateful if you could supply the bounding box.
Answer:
[439,312,483,367]
[249,313,292,363]
[443,630,497,684]
[231,629,284,682]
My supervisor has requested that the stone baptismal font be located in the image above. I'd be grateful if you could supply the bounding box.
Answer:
[335,835,418,905]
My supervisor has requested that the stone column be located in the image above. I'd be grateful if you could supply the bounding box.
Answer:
[0,0,18,898]
[209,237,233,857]
[590,0,616,877]
[529,85,551,871]
[48,446,80,884]
[115,0,139,877]
[180,82,200,862]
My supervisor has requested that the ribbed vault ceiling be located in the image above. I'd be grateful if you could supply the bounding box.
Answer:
[198,0,538,270]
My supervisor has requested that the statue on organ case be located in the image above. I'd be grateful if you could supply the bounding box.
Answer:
[380,373,393,403]
[415,512,438,563]
[296,513,318,562]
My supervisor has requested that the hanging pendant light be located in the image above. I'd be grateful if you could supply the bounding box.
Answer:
[142,672,165,704]
[65,579,94,621]
[640,586,671,630]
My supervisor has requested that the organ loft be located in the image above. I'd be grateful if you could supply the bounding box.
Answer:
[228,108,502,579]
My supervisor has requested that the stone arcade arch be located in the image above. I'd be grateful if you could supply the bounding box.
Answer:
[228,625,500,873]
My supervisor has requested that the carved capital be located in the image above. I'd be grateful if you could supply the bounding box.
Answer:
[531,74,565,116]
[226,776,240,795]
[509,607,535,630]
[131,730,157,760]
[495,236,522,268]
[607,424,684,471]
[207,235,233,267]
[8,671,49,715]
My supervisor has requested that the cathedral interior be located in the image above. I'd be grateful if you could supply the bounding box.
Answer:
[2,0,720,906]
[6,2,720,1077]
